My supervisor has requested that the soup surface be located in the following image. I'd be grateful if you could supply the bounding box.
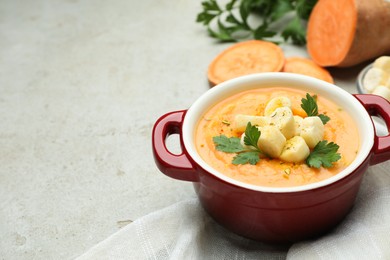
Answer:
[195,87,359,187]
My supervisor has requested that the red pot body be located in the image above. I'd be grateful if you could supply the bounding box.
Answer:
[193,157,368,243]
[152,74,390,243]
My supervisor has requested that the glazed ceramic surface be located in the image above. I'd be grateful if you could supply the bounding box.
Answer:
[152,73,390,242]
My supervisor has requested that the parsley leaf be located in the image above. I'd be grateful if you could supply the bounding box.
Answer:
[213,135,244,153]
[239,0,252,26]
[296,0,317,20]
[301,93,330,125]
[233,151,260,165]
[306,140,341,168]
[196,0,221,25]
[243,122,261,150]
[254,23,277,40]
[269,0,294,21]
[301,93,318,116]
[281,16,306,46]
[318,114,330,125]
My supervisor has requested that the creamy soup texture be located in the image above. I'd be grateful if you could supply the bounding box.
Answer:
[195,87,360,187]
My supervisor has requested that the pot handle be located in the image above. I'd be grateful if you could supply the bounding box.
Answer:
[354,94,390,165]
[152,110,199,182]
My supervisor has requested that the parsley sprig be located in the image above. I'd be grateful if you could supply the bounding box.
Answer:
[213,122,264,165]
[306,141,341,168]
[196,0,318,45]
[301,93,330,124]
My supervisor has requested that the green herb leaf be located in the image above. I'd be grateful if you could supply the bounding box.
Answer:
[306,140,341,168]
[281,16,306,45]
[233,151,261,165]
[243,122,261,148]
[196,12,215,25]
[296,0,318,20]
[196,0,221,25]
[239,0,252,26]
[225,12,241,25]
[301,93,330,124]
[226,0,238,10]
[253,23,277,40]
[215,18,237,42]
[269,0,294,22]
[318,114,330,125]
[301,93,318,117]
[248,0,273,16]
[202,0,220,12]
[213,135,244,153]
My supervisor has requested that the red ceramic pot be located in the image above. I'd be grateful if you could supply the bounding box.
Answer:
[152,73,390,243]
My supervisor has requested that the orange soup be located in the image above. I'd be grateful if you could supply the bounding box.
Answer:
[195,87,359,187]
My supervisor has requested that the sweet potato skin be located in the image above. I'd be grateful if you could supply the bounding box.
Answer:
[343,0,390,67]
[307,0,390,67]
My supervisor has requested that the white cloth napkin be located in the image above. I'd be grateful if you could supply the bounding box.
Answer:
[77,162,390,260]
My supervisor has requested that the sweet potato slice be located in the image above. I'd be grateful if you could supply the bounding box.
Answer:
[282,57,334,83]
[207,40,285,86]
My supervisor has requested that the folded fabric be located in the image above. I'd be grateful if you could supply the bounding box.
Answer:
[77,162,390,260]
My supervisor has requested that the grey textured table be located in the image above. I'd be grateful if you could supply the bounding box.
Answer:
[0,1,379,259]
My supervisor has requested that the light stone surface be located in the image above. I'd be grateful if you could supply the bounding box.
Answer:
[0,0,377,259]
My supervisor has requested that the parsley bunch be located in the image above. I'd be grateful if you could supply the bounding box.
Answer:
[196,0,318,45]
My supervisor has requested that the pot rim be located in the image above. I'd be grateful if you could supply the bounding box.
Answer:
[182,73,375,193]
